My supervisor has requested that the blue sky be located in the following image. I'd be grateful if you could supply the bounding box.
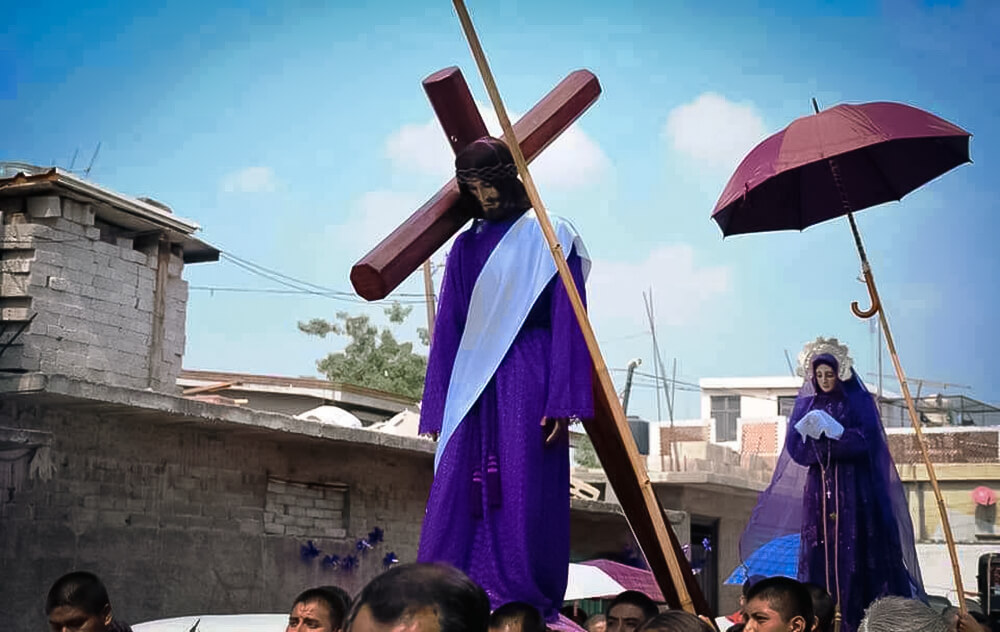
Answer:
[3,0,997,419]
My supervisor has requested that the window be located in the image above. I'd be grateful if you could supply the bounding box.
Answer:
[778,396,797,418]
[711,395,740,442]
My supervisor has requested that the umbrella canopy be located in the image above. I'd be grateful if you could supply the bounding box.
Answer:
[582,559,665,602]
[566,562,627,601]
[973,486,997,506]
[724,533,800,585]
[712,101,971,236]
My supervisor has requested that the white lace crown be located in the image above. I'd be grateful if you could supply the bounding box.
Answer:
[796,336,853,381]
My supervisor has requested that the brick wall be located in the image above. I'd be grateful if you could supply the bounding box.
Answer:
[889,430,999,465]
[660,425,710,450]
[0,195,187,392]
[740,421,779,457]
[0,398,433,631]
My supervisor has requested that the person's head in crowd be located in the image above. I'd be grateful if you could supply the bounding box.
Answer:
[636,610,714,632]
[346,563,491,632]
[743,577,813,632]
[802,584,834,632]
[742,576,767,608]
[941,605,989,632]
[288,585,351,632]
[585,614,608,632]
[490,602,546,632]
[46,571,121,632]
[860,596,945,632]
[606,591,659,632]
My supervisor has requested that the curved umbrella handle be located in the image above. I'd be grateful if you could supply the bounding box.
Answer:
[850,269,881,319]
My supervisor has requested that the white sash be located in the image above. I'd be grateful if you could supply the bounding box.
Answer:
[434,211,591,471]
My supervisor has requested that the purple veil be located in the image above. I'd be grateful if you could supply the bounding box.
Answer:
[739,354,924,630]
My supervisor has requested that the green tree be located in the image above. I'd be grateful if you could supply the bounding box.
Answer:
[298,302,428,399]
[574,434,601,469]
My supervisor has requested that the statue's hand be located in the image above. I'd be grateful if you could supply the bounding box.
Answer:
[541,417,568,447]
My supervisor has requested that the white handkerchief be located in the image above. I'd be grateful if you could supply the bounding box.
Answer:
[795,409,845,441]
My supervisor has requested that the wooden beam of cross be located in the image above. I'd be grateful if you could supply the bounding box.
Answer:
[350,66,600,301]
[449,0,712,617]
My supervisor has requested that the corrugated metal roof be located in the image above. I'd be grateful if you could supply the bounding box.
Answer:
[0,164,218,263]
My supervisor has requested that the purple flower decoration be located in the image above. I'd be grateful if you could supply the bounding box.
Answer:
[382,552,399,569]
[367,526,385,545]
[341,555,359,571]
[357,539,374,554]
[702,537,712,553]
[300,540,321,562]
[322,554,341,569]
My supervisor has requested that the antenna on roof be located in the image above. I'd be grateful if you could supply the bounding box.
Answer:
[783,349,796,376]
[83,141,102,177]
[68,148,79,171]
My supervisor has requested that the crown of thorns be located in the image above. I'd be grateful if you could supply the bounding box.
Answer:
[456,163,519,184]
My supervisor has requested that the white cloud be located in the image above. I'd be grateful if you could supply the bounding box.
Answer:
[663,93,768,171]
[330,190,424,255]
[586,245,732,330]
[384,103,611,191]
[220,166,278,194]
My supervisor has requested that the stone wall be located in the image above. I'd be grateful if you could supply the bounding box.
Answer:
[0,398,433,631]
[0,195,187,392]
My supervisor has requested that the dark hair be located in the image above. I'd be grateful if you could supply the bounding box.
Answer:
[746,577,813,626]
[294,585,351,630]
[803,583,834,632]
[46,571,111,617]
[347,563,490,632]
[606,590,659,622]
[490,601,546,632]
[743,575,767,599]
[455,137,530,219]
[636,610,713,632]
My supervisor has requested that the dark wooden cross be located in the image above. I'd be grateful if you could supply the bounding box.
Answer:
[350,66,600,301]
[350,67,710,616]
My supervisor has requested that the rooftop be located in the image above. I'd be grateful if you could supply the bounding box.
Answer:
[0,163,218,263]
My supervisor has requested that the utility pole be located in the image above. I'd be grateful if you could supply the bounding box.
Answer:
[622,358,642,415]
[422,259,437,341]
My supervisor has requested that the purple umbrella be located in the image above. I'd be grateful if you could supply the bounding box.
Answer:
[712,99,972,609]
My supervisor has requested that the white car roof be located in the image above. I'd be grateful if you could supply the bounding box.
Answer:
[133,614,288,632]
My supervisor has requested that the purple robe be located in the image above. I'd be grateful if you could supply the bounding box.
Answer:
[417,213,593,621]
[740,355,924,632]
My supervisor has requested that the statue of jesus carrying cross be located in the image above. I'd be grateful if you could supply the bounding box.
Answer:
[351,0,709,619]
[416,135,593,621]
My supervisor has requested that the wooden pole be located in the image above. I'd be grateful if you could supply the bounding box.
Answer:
[451,0,703,614]
[851,254,967,613]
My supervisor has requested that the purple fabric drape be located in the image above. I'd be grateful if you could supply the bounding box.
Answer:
[740,354,924,632]
[418,214,594,621]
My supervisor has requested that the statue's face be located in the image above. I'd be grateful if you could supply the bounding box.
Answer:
[466,179,503,219]
[815,363,838,393]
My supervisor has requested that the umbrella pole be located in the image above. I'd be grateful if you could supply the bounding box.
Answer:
[845,213,967,613]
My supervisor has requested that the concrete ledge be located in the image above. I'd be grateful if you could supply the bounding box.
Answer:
[648,470,769,493]
[0,373,436,457]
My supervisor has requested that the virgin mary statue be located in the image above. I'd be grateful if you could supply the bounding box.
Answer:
[739,337,924,632]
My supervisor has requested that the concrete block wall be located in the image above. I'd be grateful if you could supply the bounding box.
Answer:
[0,399,433,631]
[0,195,187,391]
